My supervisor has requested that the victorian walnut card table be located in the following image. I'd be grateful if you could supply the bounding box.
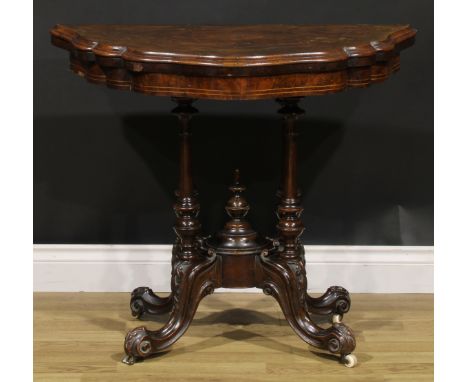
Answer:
[50,24,416,368]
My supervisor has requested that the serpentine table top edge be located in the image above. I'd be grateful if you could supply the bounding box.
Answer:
[50,24,416,100]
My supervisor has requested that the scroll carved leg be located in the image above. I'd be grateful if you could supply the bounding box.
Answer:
[296,246,351,321]
[123,252,219,364]
[130,287,173,318]
[259,253,356,364]
[130,247,179,319]
[306,286,351,320]
[265,98,356,366]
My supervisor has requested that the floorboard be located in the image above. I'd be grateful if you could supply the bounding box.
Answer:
[34,292,433,381]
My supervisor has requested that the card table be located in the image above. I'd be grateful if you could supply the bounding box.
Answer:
[50,24,416,367]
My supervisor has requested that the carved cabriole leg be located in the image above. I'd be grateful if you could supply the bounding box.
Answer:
[123,98,221,364]
[259,98,356,365]
[260,253,356,358]
[123,253,218,364]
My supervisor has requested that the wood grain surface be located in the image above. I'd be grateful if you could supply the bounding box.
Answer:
[50,24,416,99]
[34,293,433,382]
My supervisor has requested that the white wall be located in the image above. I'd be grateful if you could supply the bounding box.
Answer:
[33,245,433,293]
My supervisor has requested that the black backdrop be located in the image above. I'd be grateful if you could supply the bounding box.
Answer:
[34,0,434,245]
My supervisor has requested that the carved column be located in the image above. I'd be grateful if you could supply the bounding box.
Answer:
[172,97,202,260]
[127,98,201,319]
[273,98,352,321]
[276,97,305,258]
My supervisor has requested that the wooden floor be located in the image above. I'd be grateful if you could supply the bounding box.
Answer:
[34,292,433,382]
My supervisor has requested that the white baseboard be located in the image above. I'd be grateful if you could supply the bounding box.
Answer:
[33,245,433,293]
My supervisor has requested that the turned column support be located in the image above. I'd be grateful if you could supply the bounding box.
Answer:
[172,97,202,260]
[275,98,305,259]
[126,98,202,320]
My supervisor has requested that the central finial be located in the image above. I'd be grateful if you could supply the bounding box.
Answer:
[225,169,249,220]
[206,168,268,254]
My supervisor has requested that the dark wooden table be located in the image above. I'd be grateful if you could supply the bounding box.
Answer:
[50,24,416,368]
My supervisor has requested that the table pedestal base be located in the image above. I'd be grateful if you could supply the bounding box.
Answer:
[122,98,357,367]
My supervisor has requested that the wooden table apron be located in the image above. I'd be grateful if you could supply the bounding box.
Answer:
[50,24,416,367]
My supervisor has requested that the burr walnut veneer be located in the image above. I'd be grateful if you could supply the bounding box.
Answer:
[50,24,416,367]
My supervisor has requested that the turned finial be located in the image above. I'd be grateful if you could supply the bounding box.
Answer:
[207,168,268,254]
[225,169,249,219]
